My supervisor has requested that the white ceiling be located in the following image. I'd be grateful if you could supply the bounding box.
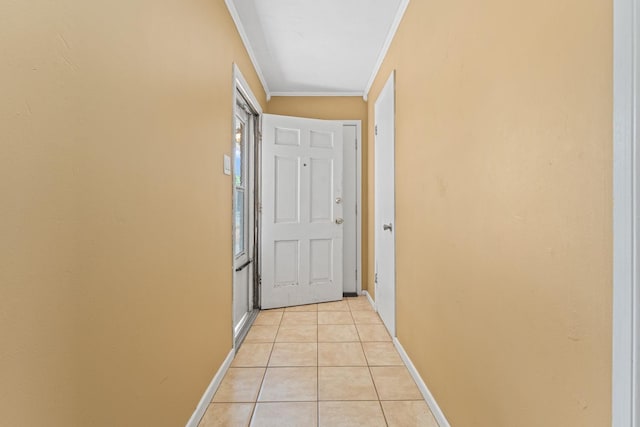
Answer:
[227,0,408,99]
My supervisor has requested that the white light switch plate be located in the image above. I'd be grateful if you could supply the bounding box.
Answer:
[223,154,231,175]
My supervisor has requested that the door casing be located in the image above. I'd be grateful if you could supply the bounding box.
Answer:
[612,0,639,425]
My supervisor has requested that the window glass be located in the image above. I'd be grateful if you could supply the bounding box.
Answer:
[234,189,245,256]
[234,122,244,187]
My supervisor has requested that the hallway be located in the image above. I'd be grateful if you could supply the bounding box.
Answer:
[198,296,438,426]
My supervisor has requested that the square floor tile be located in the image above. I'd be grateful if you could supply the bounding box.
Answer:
[318,401,386,427]
[212,368,265,403]
[258,367,317,402]
[318,342,367,366]
[362,342,403,366]
[254,311,283,326]
[318,311,354,325]
[251,402,317,427]
[281,312,317,326]
[318,366,377,400]
[317,300,350,311]
[356,324,391,342]
[245,325,278,343]
[382,401,438,427]
[285,304,318,312]
[232,343,273,367]
[268,343,317,367]
[199,403,254,427]
[318,324,359,342]
[275,325,317,343]
[350,310,382,324]
[347,299,374,311]
[370,366,423,400]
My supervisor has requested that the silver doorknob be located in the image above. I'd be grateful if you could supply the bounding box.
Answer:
[383,223,393,232]
[335,218,344,224]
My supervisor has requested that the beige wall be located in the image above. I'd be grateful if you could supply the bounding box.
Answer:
[367,1,612,426]
[267,96,369,289]
[0,0,265,426]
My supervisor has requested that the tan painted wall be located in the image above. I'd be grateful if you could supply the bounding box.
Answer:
[267,96,369,289]
[0,0,265,426]
[367,0,612,426]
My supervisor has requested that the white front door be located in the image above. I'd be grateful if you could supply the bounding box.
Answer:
[375,72,396,337]
[261,114,344,309]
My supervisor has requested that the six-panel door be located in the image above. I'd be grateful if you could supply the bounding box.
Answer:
[261,114,344,309]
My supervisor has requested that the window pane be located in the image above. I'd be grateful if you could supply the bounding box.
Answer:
[234,189,245,256]
[234,122,244,187]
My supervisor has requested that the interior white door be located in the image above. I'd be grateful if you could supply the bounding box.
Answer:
[375,72,396,337]
[261,114,344,309]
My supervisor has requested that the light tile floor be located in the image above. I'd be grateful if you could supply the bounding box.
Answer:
[199,296,439,427]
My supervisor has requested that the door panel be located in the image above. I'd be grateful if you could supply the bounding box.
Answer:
[375,72,396,337]
[274,156,299,223]
[310,158,333,222]
[262,114,343,309]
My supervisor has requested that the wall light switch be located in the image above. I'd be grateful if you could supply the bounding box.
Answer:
[223,154,231,175]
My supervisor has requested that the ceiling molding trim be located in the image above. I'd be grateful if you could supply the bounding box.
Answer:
[362,0,410,102]
[270,91,365,98]
[224,0,272,101]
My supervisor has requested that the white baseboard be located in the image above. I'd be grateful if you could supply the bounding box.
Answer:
[393,338,451,427]
[185,349,235,427]
[362,290,376,311]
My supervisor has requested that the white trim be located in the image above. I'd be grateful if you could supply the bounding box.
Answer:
[393,338,451,427]
[339,120,363,296]
[185,349,235,427]
[225,1,271,101]
[233,64,263,115]
[363,290,376,311]
[613,0,639,425]
[362,0,410,101]
[270,91,365,98]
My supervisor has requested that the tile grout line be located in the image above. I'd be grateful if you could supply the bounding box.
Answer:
[354,304,390,427]
[247,309,283,425]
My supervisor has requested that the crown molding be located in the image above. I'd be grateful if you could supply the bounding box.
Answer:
[224,0,271,101]
[362,0,410,101]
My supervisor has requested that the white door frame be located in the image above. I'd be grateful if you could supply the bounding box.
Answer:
[339,120,363,296]
[231,64,262,349]
[612,0,639,425]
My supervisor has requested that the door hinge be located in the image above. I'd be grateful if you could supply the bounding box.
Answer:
[258,202,262,213]
[355,137,358,150]
[375,125,378,136]
[258,131,262,144]
[355,269,358,280]
[375,272,378,283]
